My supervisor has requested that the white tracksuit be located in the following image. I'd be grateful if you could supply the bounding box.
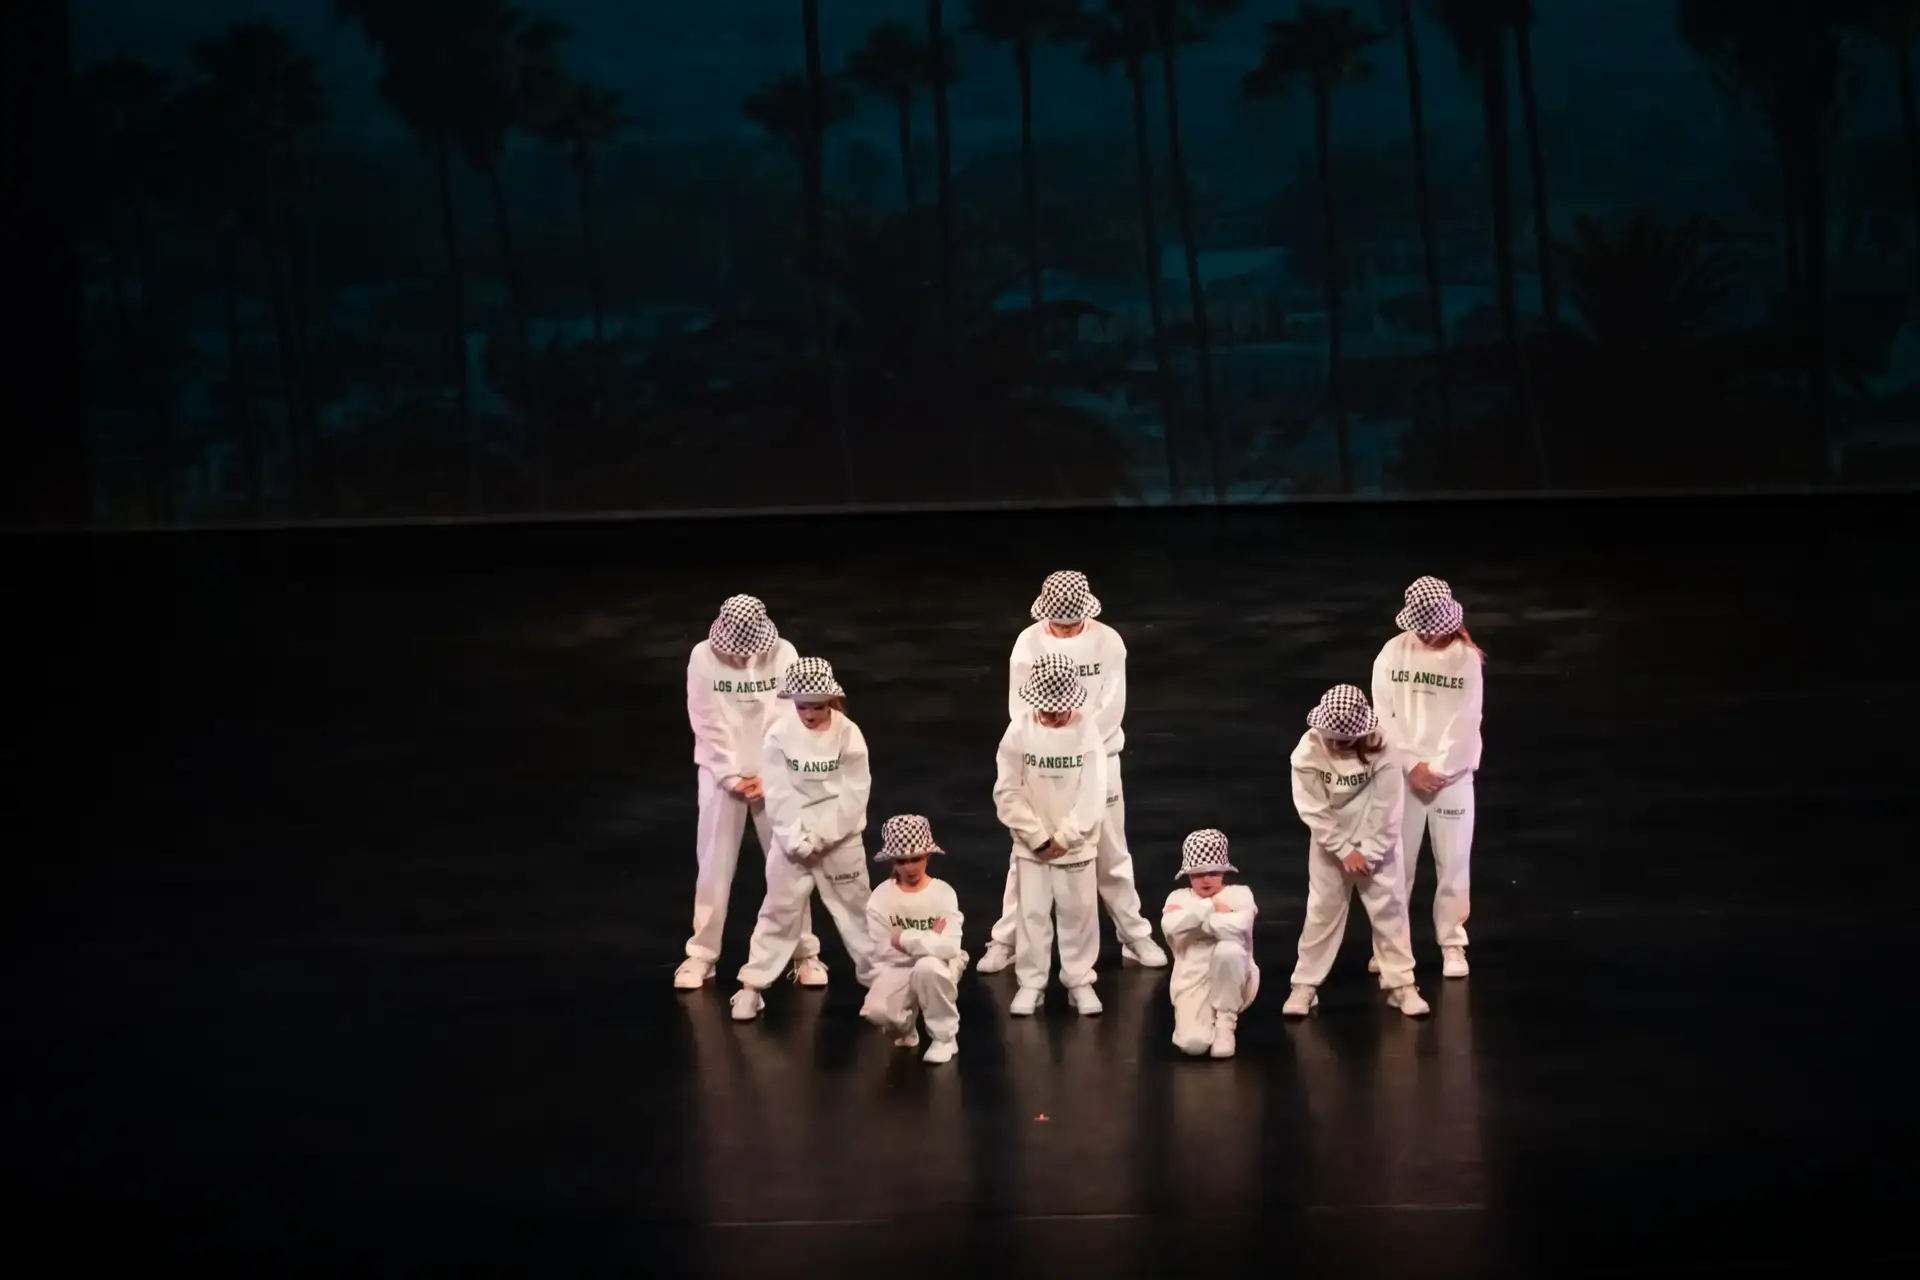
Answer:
[737,708,875,989]
[860,877,965,1044]
[987,621,1153,950]
[1288,732,1418,990]
[1372,634,1484,950]
[1162,884,1260,1055]
[685,639,819,965]
[992,712,1109,992]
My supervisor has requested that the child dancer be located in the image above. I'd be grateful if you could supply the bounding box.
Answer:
[731,657,876,1021]
[1371,576,1484,979]
[992,652,1110,1017]
[677,595,822,990]
[861,815,966,1065]
[1162,829,1259,1059]
[978,571,1168,974]
[1283,685,1429,1019]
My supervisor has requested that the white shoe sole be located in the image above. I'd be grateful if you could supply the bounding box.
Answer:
[1283,992,1319,1018]
[673,970,712,990]
[1010,993,1044,1017]
[976,949,1014,975]
[1069,994,1103,1016]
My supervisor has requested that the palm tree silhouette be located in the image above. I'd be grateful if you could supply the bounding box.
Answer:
[1067,2,1182,499]
[1427,0,1545,486]
[73,58,178,520]
[1380,0,1451,428]
[1679,1,1850,476]
[334,0,481,511]
[926,2,962,385]
[445,6,564,509]
[844,22,950,279]
[180,20,327,515]
[1510,3,1557,331]
[1247,3,1382,494]
[1840,2,1920,266]
[532,80,626,344]
[967,1,1086,338]
[742,67,858,498]
[1152,0,1238,505]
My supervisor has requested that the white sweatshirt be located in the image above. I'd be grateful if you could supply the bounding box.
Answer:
[1371,633,1484,780]
[760,708,871,857]
[1008,621,1128,754]
[1289,731,1405,868]
[992,712,1110,862]
[1161,885,1258,1000]
[686,638,800,785]
[866,876,965,967]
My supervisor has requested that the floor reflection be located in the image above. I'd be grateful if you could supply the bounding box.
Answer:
[1284,980,1492,1276]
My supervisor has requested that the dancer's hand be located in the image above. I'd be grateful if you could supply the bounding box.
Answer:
[1342,851,1372,875]
[738,776,764,801]
[933,918,948,933]
[890,928,904,950]
[1409,762,1442,795]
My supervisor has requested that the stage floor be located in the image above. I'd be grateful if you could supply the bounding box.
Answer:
[14,498,1918,1274]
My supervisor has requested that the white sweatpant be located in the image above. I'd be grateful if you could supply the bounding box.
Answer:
[687,768,819,964]
[1290,844,1417,990]
[1015,855,1099,991]
[1170,941,1260,1055]
[860,956,963,1043]
[737,833,874,990]
[1403,773,1475,949]
[988,752,1153,949]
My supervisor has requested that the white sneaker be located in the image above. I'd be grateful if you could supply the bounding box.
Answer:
[1068,986,1103,1016]
[1282,984,1318,1017]
[976,943,1014,975]
[1123,937,1170,968]
[1210,1015,1238,1059]
[729,987,764,1022]
[893,1024,920,1048]
[1009,987,1044,1016]
[673,958,714,990]
[791,956,830,987]
[1442,946,1469,978]
[922,1038,957,1065]
[1366,955,1380,975]
[1387,985,1431,1017]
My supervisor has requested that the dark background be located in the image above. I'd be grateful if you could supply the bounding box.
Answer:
[39,0,1920,528]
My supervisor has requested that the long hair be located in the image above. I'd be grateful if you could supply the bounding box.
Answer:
[1327,729,1387,767]
[1425,626,1487,660]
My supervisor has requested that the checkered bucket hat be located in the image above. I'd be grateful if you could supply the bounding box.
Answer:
[1176,828,1238,880]
[1018,652,1088,713]
[876,814,944,862]
[1306,683,1379,739]
[709,594,780,657]
[778,656,844,701]
[1031,570,1102,623]
[1395,576,1464,635]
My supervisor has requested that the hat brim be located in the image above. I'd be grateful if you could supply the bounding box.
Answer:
[1177,862,1237,880]
[1395,600,1462,635]
[711,619,780,656]
[1031,593,1101,622]
[1019,681,1089,711]
[780,685,844,701]
[875,844,942,861]
[1307,707,1378,737]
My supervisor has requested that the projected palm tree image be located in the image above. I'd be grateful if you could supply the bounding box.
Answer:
[63,0,1920,524]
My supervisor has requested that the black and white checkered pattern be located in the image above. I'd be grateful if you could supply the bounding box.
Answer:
[1395,575,1464,635]
[708,594,780,656]
[1306,683,1379,739]
[876,814,944,862]
[1030,570,1102,623]
[1018,652,1088,713]
[1176,828,1238,880]
[778,656,844,701]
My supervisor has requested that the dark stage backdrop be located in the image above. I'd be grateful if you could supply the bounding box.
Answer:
[64,0,1920,526]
